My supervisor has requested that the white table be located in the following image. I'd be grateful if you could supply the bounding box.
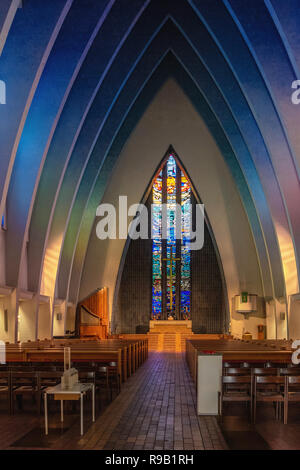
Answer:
[44,382,95,436]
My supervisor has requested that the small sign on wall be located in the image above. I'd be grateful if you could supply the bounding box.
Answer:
[241,292,248,303]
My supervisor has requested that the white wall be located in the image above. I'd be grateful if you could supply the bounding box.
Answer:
[275,299,288,339]
[0,296,10,342]
[0,291,17,342]
[18,242,28,291]
[53,301,66,336]
[80,79,263,332]
[288,297,300,340]
[266,301,277,339]
[18,297,36,342]
[231,297,266,339]
[38,302,51,340]
[65,304,75,333]
[0,230,5,285]
[231,315,267,340]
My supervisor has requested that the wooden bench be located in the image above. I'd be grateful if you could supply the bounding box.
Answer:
[4,338,148,388]
[186,338,293,384]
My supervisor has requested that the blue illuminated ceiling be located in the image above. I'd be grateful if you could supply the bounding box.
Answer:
[1,0,300,303]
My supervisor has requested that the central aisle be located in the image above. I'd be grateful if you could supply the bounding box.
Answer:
[72,353,227,450]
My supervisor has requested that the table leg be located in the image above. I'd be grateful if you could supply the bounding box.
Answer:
[60,400,64,422]
[92,385,95,422]
[80,393,83,435]
[44,393,48,435]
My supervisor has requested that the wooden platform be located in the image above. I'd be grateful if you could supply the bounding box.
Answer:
[124,322,230,353]
[147,320,193,352]
[121,331,231,353]
[149,320,192,331]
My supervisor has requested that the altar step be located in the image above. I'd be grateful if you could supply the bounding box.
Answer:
[147,332,193,352]
[148,324,192,334]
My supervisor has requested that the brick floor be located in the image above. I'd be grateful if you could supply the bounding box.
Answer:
[75,352,227,450]
[1,352,228,450]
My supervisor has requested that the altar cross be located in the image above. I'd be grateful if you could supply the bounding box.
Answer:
[163,245,180,313]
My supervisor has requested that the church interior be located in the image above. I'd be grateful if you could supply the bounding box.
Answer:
[1,0,300,452]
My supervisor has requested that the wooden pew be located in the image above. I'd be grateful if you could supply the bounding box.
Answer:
[4,337,149,387]
[186,337,293,384]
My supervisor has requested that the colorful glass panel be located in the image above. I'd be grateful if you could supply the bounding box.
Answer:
[152,170,162,318]
[151,154,191,319]
[181,173,191,318]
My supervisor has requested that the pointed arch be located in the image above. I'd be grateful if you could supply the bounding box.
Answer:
[111,144,229,334]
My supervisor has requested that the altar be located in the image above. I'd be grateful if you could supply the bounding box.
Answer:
[149,319,192,334]
[148,320,192,352]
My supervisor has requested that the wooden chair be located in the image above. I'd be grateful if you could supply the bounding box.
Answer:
[38,370,62,387]
[253,376,286,424]
[38,371,62,413]
[11,371,39,413]
[265,362,283,369]
[252,367,279,388]
[78,371,96,387]
[219,375,252,421]
[284,376,300,424]
[96,366,110,402]
[10,365,35,372]
[0,371,11,414]
[240,362,251,368]
[108,362,121,396]
[34,364,58,371]
[225,368,251,375]
[73,362,92,371]
[252,368,279,393]
[280,368,300,376]
[241,362,261,369]
[264,361,275,368]
[78,371,96,401]
[223,362,234,369]
[252,367,278,375]
[224,368,251,392]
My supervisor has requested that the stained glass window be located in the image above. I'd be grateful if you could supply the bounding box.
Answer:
[151,153,191,319]
[152,170,162,317]
[166,155,177,314]
[181,173,191,318]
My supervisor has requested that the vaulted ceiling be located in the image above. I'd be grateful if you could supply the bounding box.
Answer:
[1,0,300,305]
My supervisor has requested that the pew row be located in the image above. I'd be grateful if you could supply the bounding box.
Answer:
[4,338,148,387]
[186,338,293,384]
